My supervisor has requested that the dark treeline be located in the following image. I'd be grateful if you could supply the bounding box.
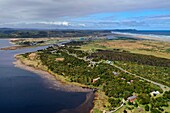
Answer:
[88,50,170,67]
[65,41,87,46]
[0,28,111,38]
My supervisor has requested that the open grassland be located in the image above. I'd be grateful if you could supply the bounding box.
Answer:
[80,40,170,59]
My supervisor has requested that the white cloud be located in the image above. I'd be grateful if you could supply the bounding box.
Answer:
[78,24,86,27]
[0,0,170,29]
[0,0,170,21]
[38,21,70,26]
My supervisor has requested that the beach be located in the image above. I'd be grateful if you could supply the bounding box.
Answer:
[113,32,170,42]
[14,58,93,92]
[14,57,95,113]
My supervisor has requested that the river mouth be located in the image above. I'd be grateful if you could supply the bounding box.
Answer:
[0,39,93,113]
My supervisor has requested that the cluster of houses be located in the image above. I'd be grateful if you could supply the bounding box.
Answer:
[126,90,161,103]
[51,40,162,110]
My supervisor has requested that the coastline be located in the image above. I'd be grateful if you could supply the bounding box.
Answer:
[113,32,170,42]
[0,45,29,50]
[14,58,93,92]
[58,91,95,113]
[14,56,95,113]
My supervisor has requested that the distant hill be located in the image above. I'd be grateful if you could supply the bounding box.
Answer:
[112,29,137,32]
[0,28,113,38]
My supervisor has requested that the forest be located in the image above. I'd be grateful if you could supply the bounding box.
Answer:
[21,45,170,112]
[88,49,170,67]
[114,61,170,87]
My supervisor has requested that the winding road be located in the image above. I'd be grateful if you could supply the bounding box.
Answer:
[64,49,170,113]
[107,62,170,92]
[64,49,170,92]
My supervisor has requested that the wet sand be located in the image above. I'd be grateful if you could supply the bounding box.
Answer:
[14,59,93,92]
[113,32,170,42]
[0,45,28,50]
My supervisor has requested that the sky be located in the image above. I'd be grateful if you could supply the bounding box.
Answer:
[0,0,170,30]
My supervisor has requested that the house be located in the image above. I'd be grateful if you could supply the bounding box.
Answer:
[57,43,65,47]
[127,96,137,102]
[90,61,96,67]
[121,78,126,80]
[127,82,131,84]
[130,80,134,83]
[112,71,119,76]
[92,77,100,83]
[107,60,112,64]
[150,91,160,96]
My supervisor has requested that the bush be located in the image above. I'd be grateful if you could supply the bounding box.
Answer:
[151,108,161,113]
[123,110,127,113]
[145,105,149,111]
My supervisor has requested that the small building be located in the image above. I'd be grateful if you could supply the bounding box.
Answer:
[90,61,96,67]
[127,96,137,102]
[107,60,112,64]
[130,80,134,83]
[112,71,119,76]
[121,78,126,80]
[55,43,65,47]
[150,91,160,96]
[127,82,131,84]
[92,77,100,83]
[60,44,65,47]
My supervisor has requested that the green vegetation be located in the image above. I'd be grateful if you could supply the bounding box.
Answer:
[145,105,150,111]
[20,43,170,112]
[88,49,170,67]
[86,49,170,87]
[114,61,170,87]
[166,48,170,53]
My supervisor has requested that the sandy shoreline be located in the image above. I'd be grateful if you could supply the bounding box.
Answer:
[14,59,93,92]
[113,32,170,42]
[58,91,95,113]
[14,58,95,113]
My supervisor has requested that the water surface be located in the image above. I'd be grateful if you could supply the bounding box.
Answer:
[0,39,88,113]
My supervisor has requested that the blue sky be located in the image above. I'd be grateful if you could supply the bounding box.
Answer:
[0,0,170,30]
[73,10,170,30]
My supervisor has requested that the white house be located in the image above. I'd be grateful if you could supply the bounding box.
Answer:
[150,91,160,96]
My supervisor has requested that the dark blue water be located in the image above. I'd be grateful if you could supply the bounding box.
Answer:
[0,39,89,113]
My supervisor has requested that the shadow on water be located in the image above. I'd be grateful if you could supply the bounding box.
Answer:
[0,39,93,113]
